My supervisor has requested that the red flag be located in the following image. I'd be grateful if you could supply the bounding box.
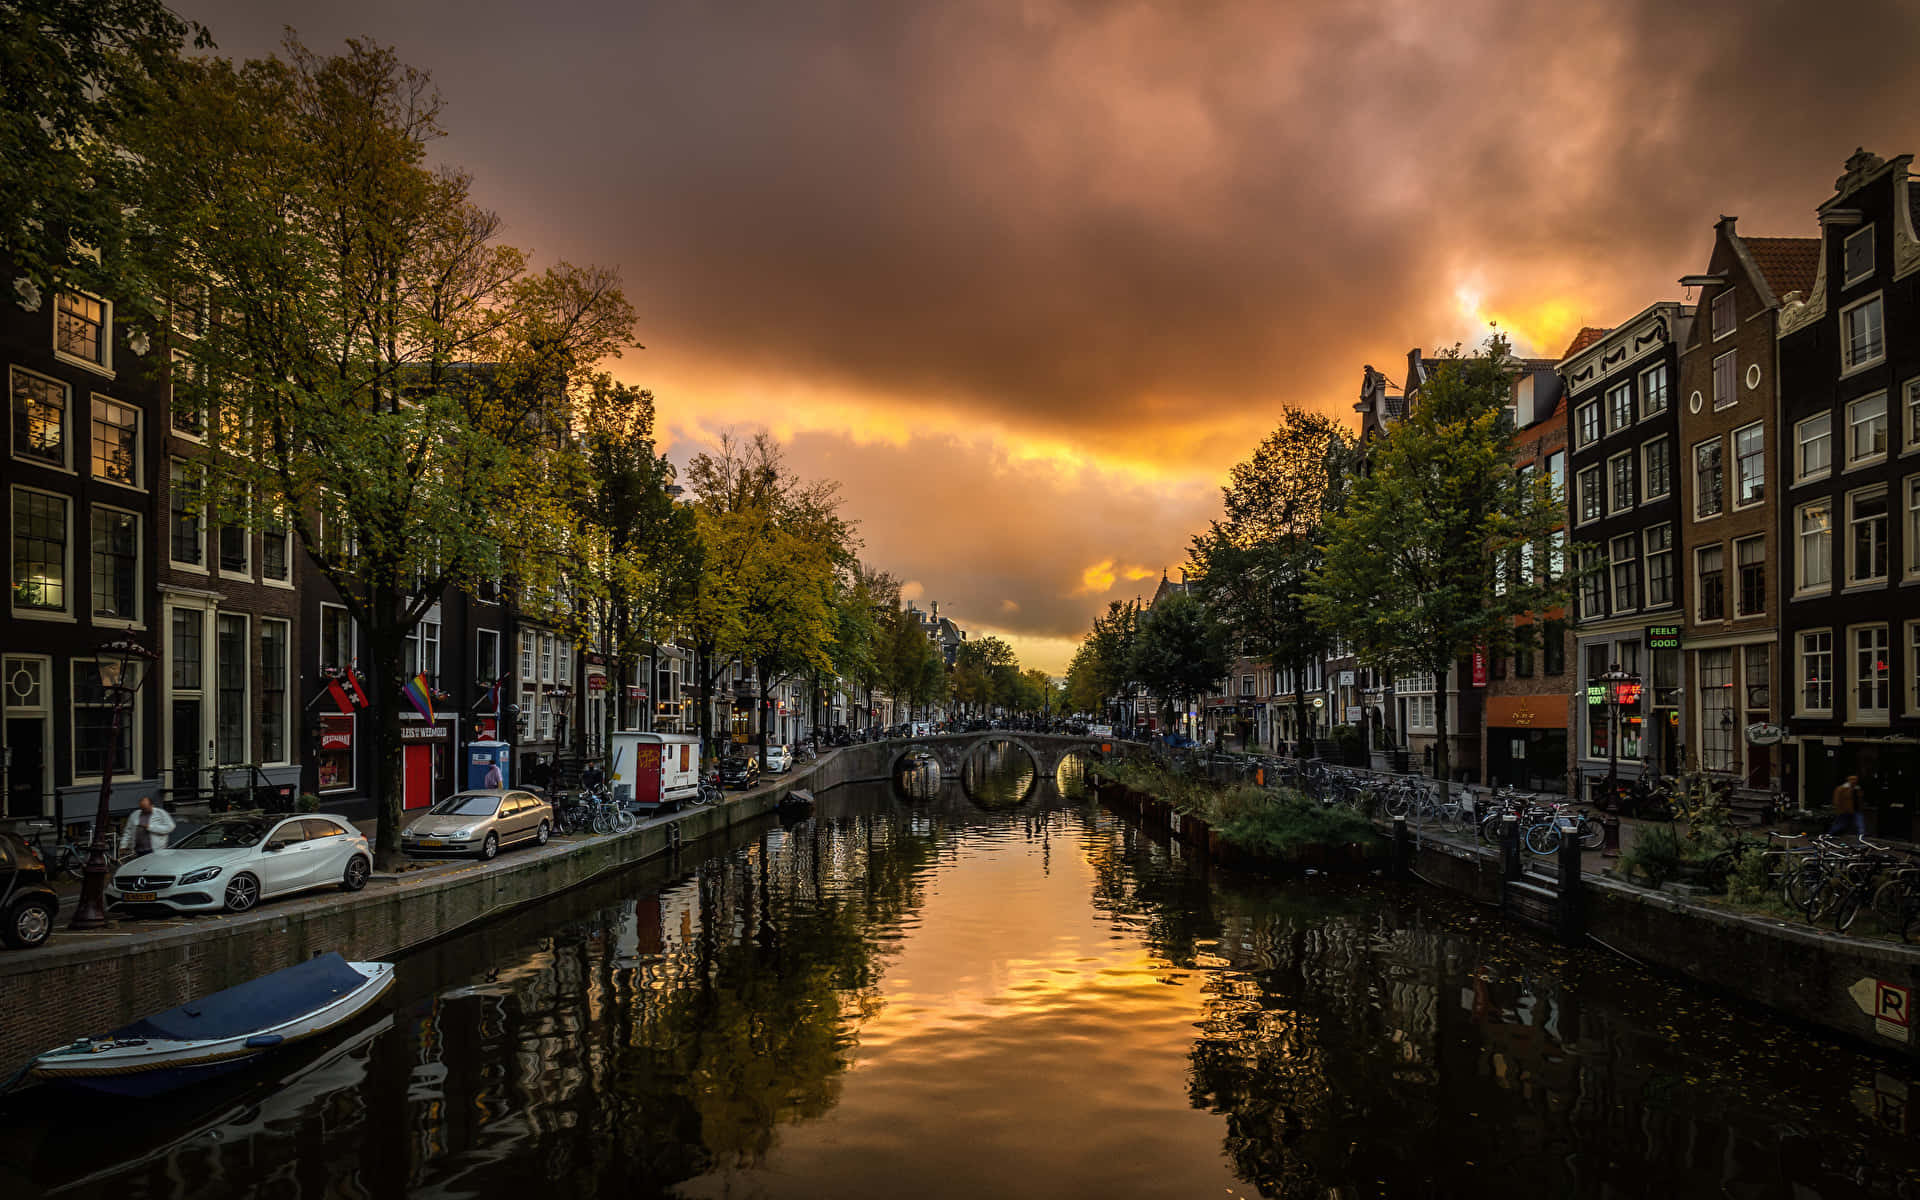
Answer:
[326,677,355,714]
[346,666,369,709]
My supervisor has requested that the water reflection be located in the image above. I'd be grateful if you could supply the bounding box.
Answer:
[958,738,1035,808]
[6,789,1915,1199]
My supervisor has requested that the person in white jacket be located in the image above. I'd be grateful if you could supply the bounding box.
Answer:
[120,796,175,859]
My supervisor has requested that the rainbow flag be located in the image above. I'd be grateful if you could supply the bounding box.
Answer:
[402,672,435,723]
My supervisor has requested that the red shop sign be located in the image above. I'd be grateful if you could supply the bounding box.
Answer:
[320,714,354,751]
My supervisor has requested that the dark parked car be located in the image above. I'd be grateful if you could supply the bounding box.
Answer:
[720,755,761,789]
[0,831,58,949]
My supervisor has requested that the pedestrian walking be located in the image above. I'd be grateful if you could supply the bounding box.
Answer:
[1829,774,1866,838]
[119,796,175,860]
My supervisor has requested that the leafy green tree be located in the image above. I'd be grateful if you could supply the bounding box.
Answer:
[953,635,1018,717]
[1190,407,1353,753]
[1304,336,1570,795]
[1072,600,1142,722]
[578,378,699,745]
[828,564,899,732]
[880,604,946,720]
[1,0,207,299]
[1130,590,1232,737]
[127,38,637,862]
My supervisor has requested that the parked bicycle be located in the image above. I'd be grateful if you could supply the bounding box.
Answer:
[23,820,119,881]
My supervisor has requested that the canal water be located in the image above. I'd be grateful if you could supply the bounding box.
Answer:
[5,742,1918,1198]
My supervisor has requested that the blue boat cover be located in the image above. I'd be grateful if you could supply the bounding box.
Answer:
[115,953,370,1041]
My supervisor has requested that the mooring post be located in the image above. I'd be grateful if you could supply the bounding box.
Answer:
[1392,815,1411,879]
[1601,813,1622,858]
[1500,814,1521,882]
[1557,821,1585,943]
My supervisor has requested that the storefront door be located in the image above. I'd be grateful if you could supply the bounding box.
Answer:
[4,716,47,818]
[404,743,435,810]
[172,699,203,804]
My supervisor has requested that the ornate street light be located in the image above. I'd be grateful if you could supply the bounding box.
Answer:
[1600,661,1642,810]
[71,638,157,930]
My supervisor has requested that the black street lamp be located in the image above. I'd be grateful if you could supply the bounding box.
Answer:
[71,638,157,930]
[1599,661,1642,809]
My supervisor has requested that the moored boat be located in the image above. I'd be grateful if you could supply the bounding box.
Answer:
[24,952,394,1097]
[777,788,816,815]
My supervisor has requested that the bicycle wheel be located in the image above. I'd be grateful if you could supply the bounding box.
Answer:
[1524,822,1561,857]
[1783,864,1826,914]
[1834,888,1867,934]
[1871,876,1917,934]
[1803,877,1847,925]
[1579,816,1605,850]
[591,810,610,835]
[610,809,636,834]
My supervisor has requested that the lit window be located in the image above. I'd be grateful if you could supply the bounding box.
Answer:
[1842,295,1885,372]
[55,292,108,367]
[11,488,68,612]
[91,397,140,486]
[10,368,67,467]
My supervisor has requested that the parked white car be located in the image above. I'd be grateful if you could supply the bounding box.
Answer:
[765,745,794,773]
[108,814,372,914]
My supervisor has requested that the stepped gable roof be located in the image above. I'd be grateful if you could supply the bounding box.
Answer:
[1560,327,1611,359]
[1740,236,1820,303]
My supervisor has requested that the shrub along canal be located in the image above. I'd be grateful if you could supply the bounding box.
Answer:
[3,742,1916,1198]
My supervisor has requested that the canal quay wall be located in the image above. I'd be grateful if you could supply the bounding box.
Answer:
[1096,782,1920,1061]
[0,743,898,1073]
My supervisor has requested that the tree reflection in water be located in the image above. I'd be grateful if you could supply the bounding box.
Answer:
[959,739,1036,809]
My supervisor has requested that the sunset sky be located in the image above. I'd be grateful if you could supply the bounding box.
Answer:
[181,0,1920,673]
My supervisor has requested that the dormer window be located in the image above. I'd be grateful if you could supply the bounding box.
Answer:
[1844,226,1876,287]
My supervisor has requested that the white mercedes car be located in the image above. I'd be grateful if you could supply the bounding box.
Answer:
[108,814,372,914]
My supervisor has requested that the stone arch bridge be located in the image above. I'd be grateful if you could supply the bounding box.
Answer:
[885,731,1129,781]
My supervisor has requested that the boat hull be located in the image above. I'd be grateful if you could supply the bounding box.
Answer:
[28,960,394,1096]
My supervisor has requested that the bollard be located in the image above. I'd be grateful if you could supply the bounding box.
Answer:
[1500,814,1521,882]
[1601,813,1622,858]
[1556,822,1585,943]
[1392,815,1411,879]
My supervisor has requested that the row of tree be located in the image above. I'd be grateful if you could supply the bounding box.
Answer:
[1067,336,1573,790]
[4,11,1046,861]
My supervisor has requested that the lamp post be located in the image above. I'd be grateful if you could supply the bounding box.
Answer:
[71,639,157,930]
[1599,661,1642,810]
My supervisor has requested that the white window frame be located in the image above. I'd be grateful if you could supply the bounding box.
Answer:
[1641,436,1671,500]
[70,658,141,783]
[1799,629,1834,716]
[261,617,292,766]
[1909,620,1920,718]
[1713,350,1737,410]
[214,611,250,766]
[1576,464,1602,524]
[319,602,356,675]
[167,457,206,572]
[53,290,114,378]
[1693,438,1723,520]
[1847,485,1890,586]
[1905,378,1920,455]
[1643,523,1673,608]
[1575,401,1600,448]
[1607,380,1634,434]
[10,366,73,472]
[89,394,142,490]
[216,484,251,579]
[1610,533,1639,613]
[10,485,73,620]
[89,503,142,627]
[1850,623,1891,724]
[1795,411,1832,484]
[260,507,293,587]
[1909,474,1920,583]
[1795,499,1833,596]
[1844,225,1877,287]
[1696,544,1726,622]
[1640,363,1669,419]
[1841,293,1886,376]
[1732,421,1765,509]
[1711,289,1735,341]
[1848,392,1889,467]
[1607,450,1635,513]
[1734,534,1766,618]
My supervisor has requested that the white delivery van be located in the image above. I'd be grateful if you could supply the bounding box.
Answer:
[910,721,933,738]
[1088,724,1114,738]
[608,732,703,812]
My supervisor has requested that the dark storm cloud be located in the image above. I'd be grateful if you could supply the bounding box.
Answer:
[176,0,1920,664]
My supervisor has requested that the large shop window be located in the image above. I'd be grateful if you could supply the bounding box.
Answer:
[1698,649,1737,773]
[318,714,355,791]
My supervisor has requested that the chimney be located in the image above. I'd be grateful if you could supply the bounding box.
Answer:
[931,601,939,620]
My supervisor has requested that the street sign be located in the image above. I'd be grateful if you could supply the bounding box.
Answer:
[1849,977,1913,1042]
